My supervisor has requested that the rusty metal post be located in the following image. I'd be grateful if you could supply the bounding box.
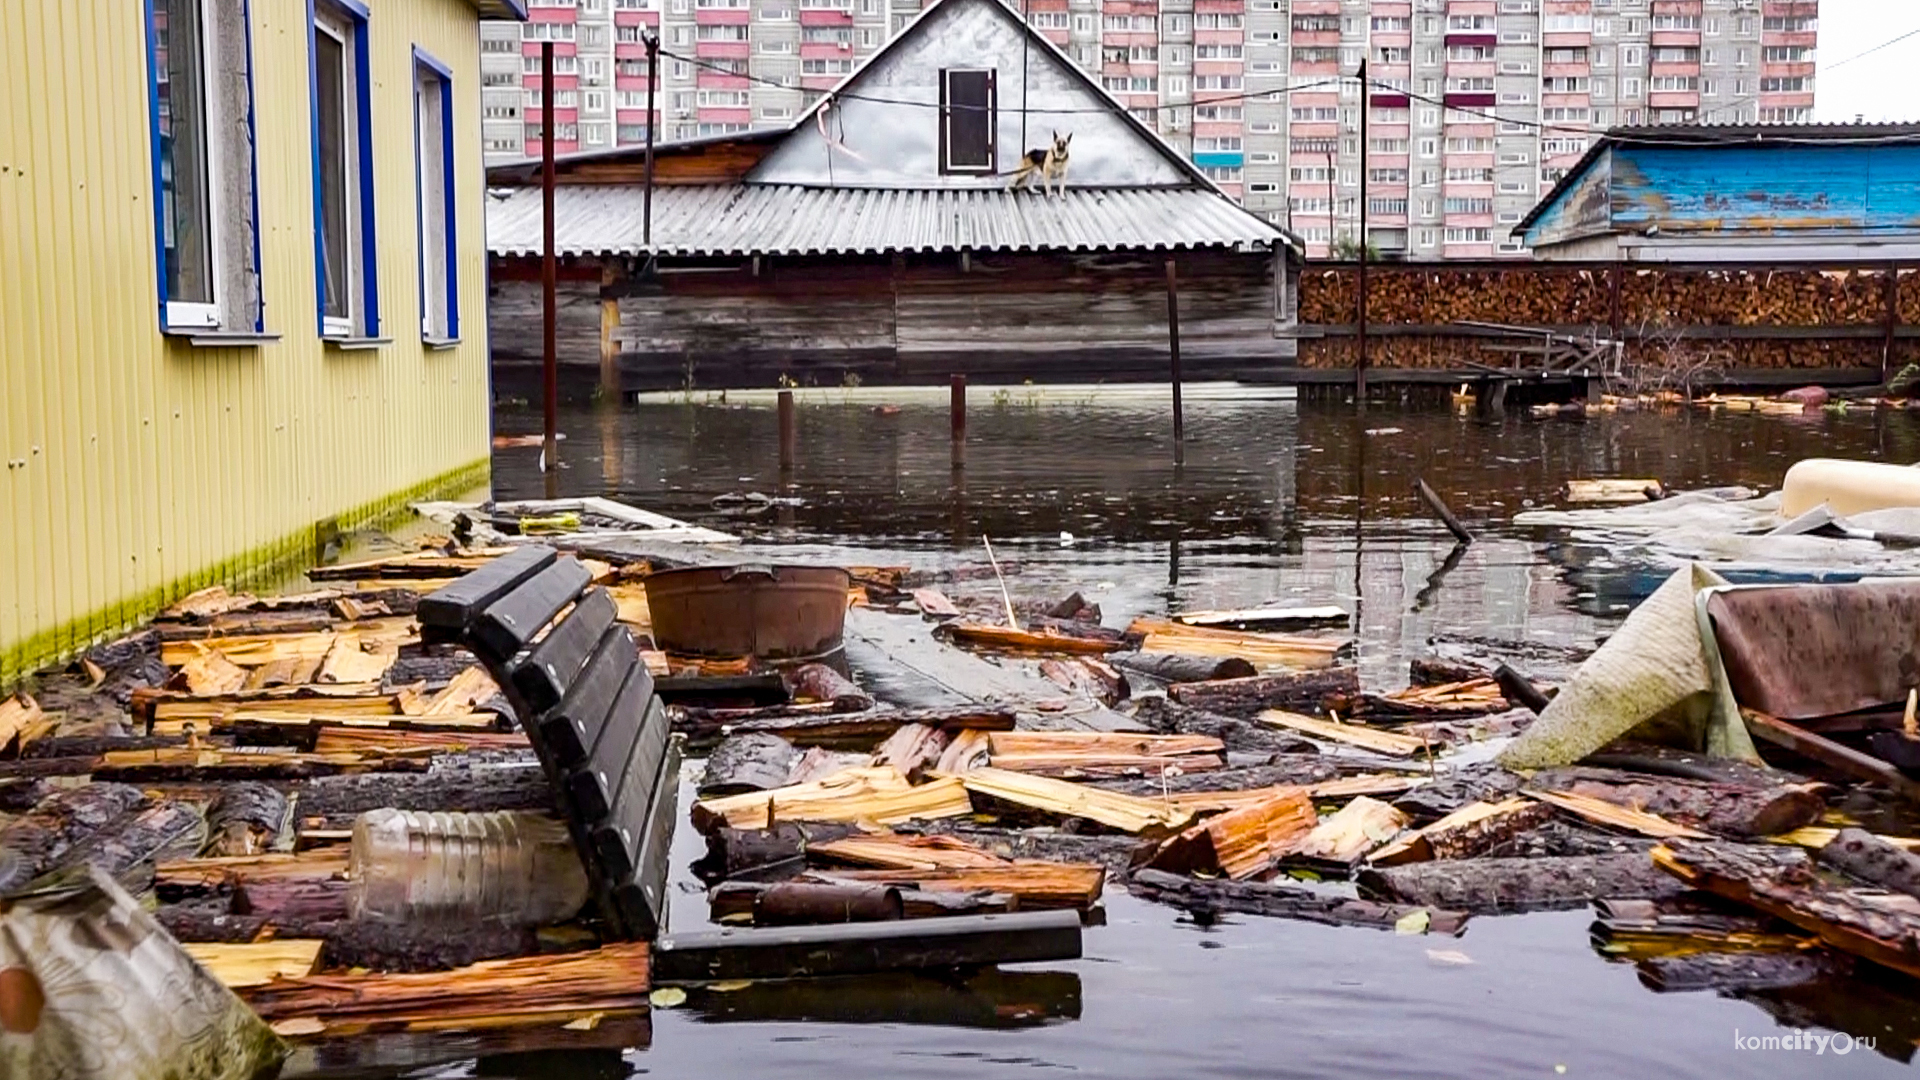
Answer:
[643,31,659,248]
[599,262,621,401]
[950,374,966,469]
[777,389,796,470]
[1165,258,1184,465]
[541,42,559,474]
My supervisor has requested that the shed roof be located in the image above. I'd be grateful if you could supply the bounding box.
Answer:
[485,183,1287,258]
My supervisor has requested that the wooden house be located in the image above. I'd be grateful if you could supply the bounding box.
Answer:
[1519,124,1920,262]
[484,0,1301,395]
[0,0,520,684]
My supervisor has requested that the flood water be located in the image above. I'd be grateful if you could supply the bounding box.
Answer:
[460,388,1920,1079]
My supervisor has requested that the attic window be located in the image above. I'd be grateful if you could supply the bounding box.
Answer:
[939,68,996,174]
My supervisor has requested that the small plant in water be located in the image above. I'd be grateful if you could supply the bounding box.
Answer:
[991,387,1013,408]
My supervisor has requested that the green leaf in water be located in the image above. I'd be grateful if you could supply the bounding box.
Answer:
[650,988,689,1008]
[1394,909,1431,935]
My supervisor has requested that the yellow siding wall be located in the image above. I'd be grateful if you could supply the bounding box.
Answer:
[0,0,496,685]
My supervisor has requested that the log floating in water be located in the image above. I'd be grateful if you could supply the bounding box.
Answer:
[1038,657,1128,705]
[183,940,326,990]
[1292,796,1411,869]
[804,862,1104,912]
[1409,657,1489,688]
[1565,478,1665,504]
[784,664,874,712]
[984,730,1225,778]
[706,881,906,926]
[1128,868,1470,934]
[1653,839,1920,981]
[1168,669,1361,718]
[0,783,149,892]
[296,757,554,818]
[652,910,1082,984]
[1525,766,1825,838]
[1636,949,1850,993]
[1359,853,1690,914]
[1108,652,1258,684]
[1367,797,1555,867]
[702,733,803,796]
[1744,708,1920,803]
[1815,827,1920,899]
[1528,789,1711,841]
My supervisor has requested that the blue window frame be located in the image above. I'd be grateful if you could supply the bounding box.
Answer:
[308,0,379,339]
[413,49,459,343]
[143,0,265,334]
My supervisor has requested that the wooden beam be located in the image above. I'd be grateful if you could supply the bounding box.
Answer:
[1745,709,1920,803]
[652,909,1083,983]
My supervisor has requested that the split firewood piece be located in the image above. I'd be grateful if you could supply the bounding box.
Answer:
[1815,828,1920,900]
[809,832,1013,871]
[183,940,325,989]
[425,665,500,716]
[935,728,994,774]
[871,723,950,776]
[310,725,528,756]
[1171,670,1361,717]
[1367,797,1555,867]
[1126,618,1346,670]
[317,635,398,685]
[0,694,43,756]
[239,942,653,1034]
[985,731,1224,778]
[1565,478,1664,504]
[1258,710,1427,757]
[1524,767,1825,838]
[690,766,971,833]
[912,588,962,618]
[161,585,259,620]
[952,766,1193,835]
[1530,789,1711,840]
[786,747,870,786]
[179,648,249,696]
[1147,786,1316,878]
[1294,796,1410,866]
[162,632,338,669]
[785,664,873,711]
[1653,839,1920,981]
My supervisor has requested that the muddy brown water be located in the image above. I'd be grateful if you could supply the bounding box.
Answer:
[396,391,1920,1079]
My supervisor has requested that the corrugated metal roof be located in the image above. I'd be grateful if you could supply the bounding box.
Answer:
[485,184,1286,258]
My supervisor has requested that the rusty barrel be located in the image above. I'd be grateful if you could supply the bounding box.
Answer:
[644,563,851,664]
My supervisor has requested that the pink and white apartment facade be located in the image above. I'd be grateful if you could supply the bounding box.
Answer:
[481,0,1819,260]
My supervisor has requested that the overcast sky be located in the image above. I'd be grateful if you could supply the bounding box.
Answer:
[1813,0,1920,122]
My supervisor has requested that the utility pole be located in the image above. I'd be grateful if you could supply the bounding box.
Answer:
[1324,149,1336,258]
[643,30,659,247]
[1357,58,1369,402]
[541,41,558,476]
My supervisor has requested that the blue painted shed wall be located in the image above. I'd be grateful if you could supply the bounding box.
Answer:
[1611,144,1920,235]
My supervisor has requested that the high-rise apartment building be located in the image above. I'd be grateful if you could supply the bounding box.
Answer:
[483,0,1818,259]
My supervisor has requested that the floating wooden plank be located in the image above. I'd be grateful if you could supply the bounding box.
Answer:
[985,731,1224,778]
[1365,678,1510,717]
[1814,827,1920,899]
[162,585,259,620]
[1258,710,1428,757]
[1175,606,1350,630]
[871,724,950,775]
[652,910,1081,985]
[805,863,1105,911]
[310,725,529,756]
[159,619,419,668]
[1148,787,1316,879]
[424,665,500,715]
[913,588,961,618]
[808,832,1011,871]
[1367,797,1554,867]
[1171,670,1361,717]
[241,942,652,1036]
[1565,478,1664,504]
[1653,839,1920,981]
[1127,618,1346,670]
[95,747,428,781]
[1294,796,1410,866]
[691,767,971,833]
[1530,789,1711,840]
[952,767,1192,835]
[940,623,1119,656]
[184,940,325,989]
[1130,868,1470,934]
[316,635,398,685]
[1745,709,1920,803]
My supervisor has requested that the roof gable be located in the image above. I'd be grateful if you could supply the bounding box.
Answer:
[748,0,1200,189]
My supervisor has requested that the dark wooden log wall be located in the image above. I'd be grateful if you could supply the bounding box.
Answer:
[487,249,1293,394]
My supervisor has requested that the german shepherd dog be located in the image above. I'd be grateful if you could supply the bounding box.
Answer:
[1008,131,1071,196]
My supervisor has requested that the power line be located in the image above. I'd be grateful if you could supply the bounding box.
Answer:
[1824,25,1920,73]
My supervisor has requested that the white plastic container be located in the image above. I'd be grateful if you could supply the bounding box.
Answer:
[1780,458,1920,519]
[348,808,590,928]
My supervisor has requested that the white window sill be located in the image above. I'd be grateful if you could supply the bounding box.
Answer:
[322,336,394,352]
[423,336,462,351]
[166,329,283,348]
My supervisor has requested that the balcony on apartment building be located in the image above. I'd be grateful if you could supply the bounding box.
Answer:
[696,106,753,124]
[1290,0,1340,16]
[529,5,580,24]
[614,8,660,26]
[696,7,754,24]
[698,69,751,87]
[524,39,578,57]
[522,72,582,91]
[798,7,853,24]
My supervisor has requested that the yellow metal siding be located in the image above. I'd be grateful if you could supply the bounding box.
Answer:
[0,0,495,685]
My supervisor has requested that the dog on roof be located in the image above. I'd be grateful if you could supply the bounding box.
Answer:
[1008,131,1071,197]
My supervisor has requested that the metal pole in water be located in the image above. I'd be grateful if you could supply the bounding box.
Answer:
[643,31,659,248]
[777,389,796,471]
[541,41,559,476]
[1356,58,1369,408]
[1165,258,1184,466]
[950,374,966,469]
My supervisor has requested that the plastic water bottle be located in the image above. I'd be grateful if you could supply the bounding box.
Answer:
[348,809,591,928]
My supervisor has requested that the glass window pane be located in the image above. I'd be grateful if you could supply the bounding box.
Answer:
[416,71,450,337]
[945,70,993,170]
[158,0,214,304]
[317,26,352,323]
